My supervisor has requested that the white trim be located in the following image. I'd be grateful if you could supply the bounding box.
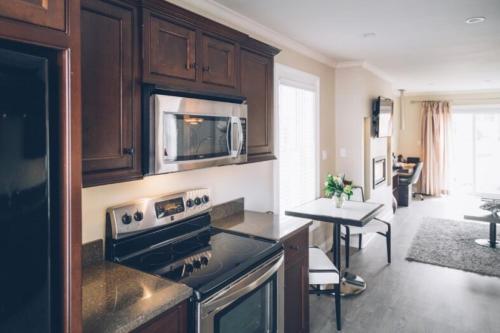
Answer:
[273,64,321,214]
[172,0,337,67]
[453,104,500,112]
[404,89,500,96]
[335,60,394,84]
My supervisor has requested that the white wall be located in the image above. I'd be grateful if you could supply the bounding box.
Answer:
[334,66,399,207]
[83,162,274,242]
[81,0,336,243]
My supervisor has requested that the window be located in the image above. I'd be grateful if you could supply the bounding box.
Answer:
[451,105,500,196]
[274,64,319,215]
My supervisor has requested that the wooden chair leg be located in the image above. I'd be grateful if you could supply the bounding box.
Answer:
[335,282,342,331]
[358,234,362,250]
[345,226,350,269]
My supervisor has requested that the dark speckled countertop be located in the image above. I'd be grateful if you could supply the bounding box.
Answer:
[82,262,192,333]
[213,210,312,241]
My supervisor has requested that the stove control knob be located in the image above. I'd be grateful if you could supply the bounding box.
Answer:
[194,197,202,206]
[200,256,209,265]
[133,211,143,222]
[185,263,194,273]
[193,259,201,269]
[201,195,210,204]
[121,213,132,225]
[186,199,194,208]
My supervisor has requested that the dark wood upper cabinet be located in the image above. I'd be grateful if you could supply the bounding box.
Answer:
[81,0,142,187]
[240,41,279,162]
[141,1,244,95]
[145,13,197,82]
[81,0,280,186]
[0,0,66,31]
[201,34,237,88]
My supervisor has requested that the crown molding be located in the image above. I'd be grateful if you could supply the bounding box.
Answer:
[402,88,500,96]
[170,0,337,67]
[335,60,394,84]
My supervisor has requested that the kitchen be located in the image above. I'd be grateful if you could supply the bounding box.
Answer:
[5,1,498,333]
[1,0,332,332]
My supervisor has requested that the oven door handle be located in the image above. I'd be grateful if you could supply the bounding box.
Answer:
[201,252,284,317]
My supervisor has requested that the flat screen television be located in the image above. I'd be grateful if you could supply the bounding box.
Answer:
[372,96,393,137]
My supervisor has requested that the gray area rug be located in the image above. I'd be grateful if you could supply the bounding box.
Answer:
[406,217,500,278]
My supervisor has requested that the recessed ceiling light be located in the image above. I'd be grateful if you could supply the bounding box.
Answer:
[362,32,376,38]
[465,16,486,24]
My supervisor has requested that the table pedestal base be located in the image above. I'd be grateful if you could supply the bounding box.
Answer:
[475,239,499,248]
[340,273,366,296]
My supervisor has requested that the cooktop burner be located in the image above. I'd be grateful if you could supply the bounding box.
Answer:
[122,228,280,299]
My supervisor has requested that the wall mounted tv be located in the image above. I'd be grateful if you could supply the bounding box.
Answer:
[372,96,393,137]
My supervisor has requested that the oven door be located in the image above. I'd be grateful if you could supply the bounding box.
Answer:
[198,252,284,333]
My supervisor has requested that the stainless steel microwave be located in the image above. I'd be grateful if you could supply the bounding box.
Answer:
[144,94,247,175]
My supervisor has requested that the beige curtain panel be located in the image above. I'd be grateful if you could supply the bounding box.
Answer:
[421,101,452,196]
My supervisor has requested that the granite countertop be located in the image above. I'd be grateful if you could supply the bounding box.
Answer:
[82,262,192,333]
[212,210,312,241]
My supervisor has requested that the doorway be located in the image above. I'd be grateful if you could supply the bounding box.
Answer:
[451,105,500,196]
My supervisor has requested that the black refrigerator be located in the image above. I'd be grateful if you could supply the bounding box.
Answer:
[0,43,60,332]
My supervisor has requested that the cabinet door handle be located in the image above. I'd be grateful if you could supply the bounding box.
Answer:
[202,66,210,72]
[123,147,135,155]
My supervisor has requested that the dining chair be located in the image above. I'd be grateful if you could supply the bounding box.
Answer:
[341,186,392,268]
[309,246,342,331]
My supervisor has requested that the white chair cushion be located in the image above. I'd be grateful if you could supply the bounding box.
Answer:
[341,207,393,235]
[309,247,339,285]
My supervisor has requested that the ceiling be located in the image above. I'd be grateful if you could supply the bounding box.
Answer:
[212,0,500,92]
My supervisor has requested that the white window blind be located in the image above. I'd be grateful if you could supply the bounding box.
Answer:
[277,81,318,216]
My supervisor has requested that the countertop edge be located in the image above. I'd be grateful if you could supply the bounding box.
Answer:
[213,210,313,242]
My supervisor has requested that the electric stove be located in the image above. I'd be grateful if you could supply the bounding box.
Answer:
[105,189,282,301]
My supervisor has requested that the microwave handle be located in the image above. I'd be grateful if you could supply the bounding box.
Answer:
[226,119,232,155]
[229,117,243,157]
[237,118,244,155]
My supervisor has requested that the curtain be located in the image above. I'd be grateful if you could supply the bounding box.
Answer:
[421,101,452,196]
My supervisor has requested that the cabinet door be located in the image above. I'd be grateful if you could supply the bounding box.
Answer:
[240,49,274,161]
[201,34,237,88]
[284,228,310,333]
[0,0,66,31]
[81,0,142,186]
[144,12,197,82]
[133,301,188,333]
[285,256,310,333]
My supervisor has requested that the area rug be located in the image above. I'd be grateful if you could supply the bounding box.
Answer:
[406,217,500,278]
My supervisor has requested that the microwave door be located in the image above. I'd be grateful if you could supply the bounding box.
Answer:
[161,113,233,162]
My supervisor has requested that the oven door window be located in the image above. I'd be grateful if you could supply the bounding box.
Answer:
[214,277,276,333]
[163,113,231,161]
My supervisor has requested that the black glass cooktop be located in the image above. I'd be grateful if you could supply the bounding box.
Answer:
[122,228,281,300]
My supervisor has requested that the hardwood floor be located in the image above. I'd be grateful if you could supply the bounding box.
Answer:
[310,195,500,333]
